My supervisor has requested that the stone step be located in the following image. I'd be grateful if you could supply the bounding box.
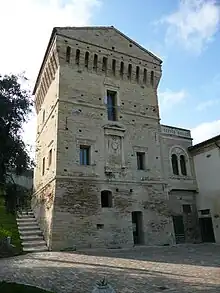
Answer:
[18,222,38,227]
[17,214,35,219]
[19,229,43,236]
[18,226,40,231]
[22,240,46,247]
[20,235,43,241]
[23,246,48,252]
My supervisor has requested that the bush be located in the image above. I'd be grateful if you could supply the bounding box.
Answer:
[0,227,12,239]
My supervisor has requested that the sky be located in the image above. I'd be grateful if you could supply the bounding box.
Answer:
[0,0,220,155]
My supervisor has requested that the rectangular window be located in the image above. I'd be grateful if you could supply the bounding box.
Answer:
[112,59,116,76]
[183,204,191,214]
[66,46,71,63]
[102,57,108,73]
[201,209,210,215]
[42,157,45,175]
[80,146,90,165]
[107,90,117,121]
[48,149,52,167]
[137,152,145,170]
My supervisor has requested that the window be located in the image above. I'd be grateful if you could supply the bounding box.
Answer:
[101,190,113,208]
[42,157,45,175]
[183,204,191,214]
[136,66,140,82]
[42,110,45,123]
[112,59,116,76]
[75,49,80,65]
[143,69,147,84]
[120,62,124,78]
[171,154,179,175]
[66,46,71,63]
[107,90,117,121]
[201,209,210,215]
[97,224,104,229]
[180,155,187,176]
[80,146,90,165]
[85,51,89,68]
[102,57,107,73]
[93,54,98,71]
[137,152,145,170]
[128,64,132,80]
[48,149,52,167]
[150,71,154,86]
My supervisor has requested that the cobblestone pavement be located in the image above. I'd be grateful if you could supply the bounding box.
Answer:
[0,244,220,293]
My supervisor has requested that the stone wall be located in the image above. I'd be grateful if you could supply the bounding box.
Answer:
[50,178,173,250]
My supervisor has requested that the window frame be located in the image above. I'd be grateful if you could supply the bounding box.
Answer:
[101,190,113,208]
[171,154,179,175]
[106,90,117,121]
[136,152,145,170]
[80,145,91,166]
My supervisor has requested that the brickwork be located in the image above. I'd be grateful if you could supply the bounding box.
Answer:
[32,26,199,250]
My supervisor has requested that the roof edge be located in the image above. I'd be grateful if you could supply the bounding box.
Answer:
[33,27,57,95]
[188,134,220,152]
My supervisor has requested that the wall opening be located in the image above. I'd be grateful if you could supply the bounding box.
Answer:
[66,46,71,63]
[107,90,117,121]
[102,57,108,73]
[180,155,187,175]
[75,49,80,65]
[171,154,179,175]
[112,59,116,76]
[93,54,98,71]
[128,64,132,80]
[101,190,113,208]
[143,68,147,84]
[84,51,89,68]
[80,145,90,165]
[136,66,140,82]
[120,62,124,78]
[136,152,145,170]
[132,211,144,245]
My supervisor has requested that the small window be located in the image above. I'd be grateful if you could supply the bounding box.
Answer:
[150,71,154,86]
[75,49,80,65]
[120,62,124,78]
[66,46,71,63]
[183,204,191,214]
[48,149,52,167]
[85,51,89,68]
[93,54,98,71]
[97,224,104,229]
[102,57,108,73]
[42,110,45,123]
[201,209,210,215]
[128,64,132,80]
[80,146,90,165]
[171,154,179,175]
[107,90,117,121]
[137,152,145,170]
[136,66,140,82]
[42,157,45,175]
[143,69,147,84]
[101,190,113,208]
[112,59,116,76]
[180,155,187,176]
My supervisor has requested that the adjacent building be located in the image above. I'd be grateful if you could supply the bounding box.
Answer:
[32,26,201,251]
[189,135,220,243]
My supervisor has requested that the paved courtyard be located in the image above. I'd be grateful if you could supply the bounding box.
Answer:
[0,244,219,292]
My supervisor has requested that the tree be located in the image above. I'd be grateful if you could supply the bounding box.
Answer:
[0,74,33,210]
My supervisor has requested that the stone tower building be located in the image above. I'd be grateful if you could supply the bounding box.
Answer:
[33,26,200,250]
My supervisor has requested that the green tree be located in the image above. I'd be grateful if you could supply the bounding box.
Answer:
[0,74,33,211]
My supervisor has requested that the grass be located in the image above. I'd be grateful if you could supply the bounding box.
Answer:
[0,281,54,293]
[0,197,22,254]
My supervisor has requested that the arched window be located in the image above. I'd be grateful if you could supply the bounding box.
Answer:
[112,59,116,76]
[93,54,98,71]
[75,49,80,65]
[66,46,71,63]
[128,64,132,80]
[120,62,124,78]
[171,154,179,175]
[180,155,187,176]
[101,190,113,208]
[136,66,140,82]
[143,69,147,84]
[150,70,154,86]
[84,51,89,68]
[102,57,107,73]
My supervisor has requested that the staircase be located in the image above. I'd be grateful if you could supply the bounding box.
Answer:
[17,210,48,252]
